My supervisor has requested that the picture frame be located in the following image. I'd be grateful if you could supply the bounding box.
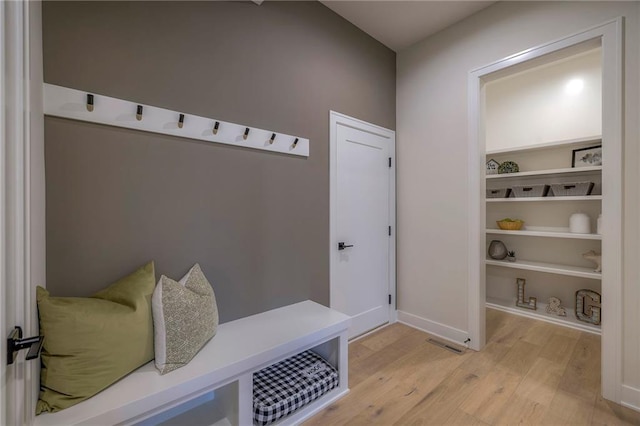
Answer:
[572,145,602,168]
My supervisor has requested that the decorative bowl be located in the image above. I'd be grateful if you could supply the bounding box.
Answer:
[496,220,524,230]
[498,161,519,174]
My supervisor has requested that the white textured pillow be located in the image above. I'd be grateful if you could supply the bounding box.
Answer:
[152,263,219,374]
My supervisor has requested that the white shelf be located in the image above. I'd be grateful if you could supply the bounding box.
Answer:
[486,135,601,155]
[486,229,602,240]
[485,258,601,280]
[486,297,600,335]
[486,165,602,180]
[486,195,602,203]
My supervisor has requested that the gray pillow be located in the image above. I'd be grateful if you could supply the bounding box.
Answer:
[152,263,219,374]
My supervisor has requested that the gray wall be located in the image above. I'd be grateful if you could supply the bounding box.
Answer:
[43,1,395,322]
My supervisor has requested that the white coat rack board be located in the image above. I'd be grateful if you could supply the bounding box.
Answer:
[43,84,310,157]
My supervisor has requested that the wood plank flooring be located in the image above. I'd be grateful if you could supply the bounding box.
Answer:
[306,309,640,425]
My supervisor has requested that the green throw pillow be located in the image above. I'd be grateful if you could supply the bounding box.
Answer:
[36,261,156,414]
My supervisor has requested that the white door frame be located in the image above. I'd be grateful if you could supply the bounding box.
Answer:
[467,19,623,402]
[1,1,45,424]
[329,111,397,331]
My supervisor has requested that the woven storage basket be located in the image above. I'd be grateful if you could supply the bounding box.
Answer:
[512,184,550,198]
[550,182,594,196]
[486,188,511,199]
[496,220,524,230]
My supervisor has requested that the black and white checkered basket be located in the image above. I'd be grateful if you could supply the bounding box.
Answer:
[253,350,339,425]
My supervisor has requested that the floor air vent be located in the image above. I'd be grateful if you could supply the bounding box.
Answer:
[427,338,465,355]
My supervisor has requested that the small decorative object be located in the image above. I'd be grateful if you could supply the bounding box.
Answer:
[486,159,500,175]
[516,278,537,310]
[569,212,591,234]
[506,251,516,262]
[496,218,524,230]
[597,214,602,234]
[582,250,602,272]
[488,240,508,260]
[572,145,602,168]
[545,297,567,316]
[575,289,601,325]
[498,160,519,174]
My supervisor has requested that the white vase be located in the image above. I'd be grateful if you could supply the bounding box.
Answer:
[569,213,591,234]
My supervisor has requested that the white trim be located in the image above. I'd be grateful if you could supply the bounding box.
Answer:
[621,385,640,412]
[0,0,7,421]
[348,322,392,343]
[1,2,43,424]
[467,63,485,351]
[468,18,623,402]
[329,111,397,331]
[397,311,469,347]
[1,1,43,424]
[27,2,45,420]
[44,84,309,157]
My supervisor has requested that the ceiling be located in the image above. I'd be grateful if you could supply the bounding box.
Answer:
[320,1,496,52]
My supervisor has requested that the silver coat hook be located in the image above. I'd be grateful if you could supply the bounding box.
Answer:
[86,94,94,112]
[270,133,276,144]
[136,105,143,121]
[243,127,250,140]
[178,114,185,129]
[213,121,220,135]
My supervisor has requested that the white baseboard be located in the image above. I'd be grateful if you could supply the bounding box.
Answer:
[621,385,640,412]
[397,311,470,347]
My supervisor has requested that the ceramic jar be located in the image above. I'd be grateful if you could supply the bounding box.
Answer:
[488,240,508,260]
[569,212,591,234]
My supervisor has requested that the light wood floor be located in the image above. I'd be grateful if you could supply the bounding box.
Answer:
[306,309,640,425]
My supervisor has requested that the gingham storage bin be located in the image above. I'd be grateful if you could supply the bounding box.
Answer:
[253,350,339,425]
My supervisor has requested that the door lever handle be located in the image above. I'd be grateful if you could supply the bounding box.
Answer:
[7,326,44,365]
[338,242,354,250]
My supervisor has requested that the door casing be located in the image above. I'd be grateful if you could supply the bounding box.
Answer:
[467,18,623,402]
[1,1,45,424]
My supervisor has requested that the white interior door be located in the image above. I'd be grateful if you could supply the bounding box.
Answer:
[330,111,396,339]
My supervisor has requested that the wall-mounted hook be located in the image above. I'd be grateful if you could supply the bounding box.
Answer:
[213,121,220,135]
[178,114,185,129]
[293,138,299,148]
[270,133,276,144]
[86,94,94,112]
[136,105,143,121]
[243,127,250,140]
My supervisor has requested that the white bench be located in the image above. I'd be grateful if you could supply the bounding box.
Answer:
[34,301,351,426]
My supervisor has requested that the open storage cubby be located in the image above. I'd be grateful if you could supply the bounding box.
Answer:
[485,136,602,334]
[138,381,238,426]
[138,337,344,426]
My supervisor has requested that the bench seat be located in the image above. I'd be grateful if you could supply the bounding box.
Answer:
[33,300,350,426]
